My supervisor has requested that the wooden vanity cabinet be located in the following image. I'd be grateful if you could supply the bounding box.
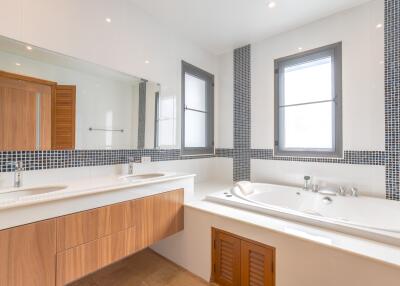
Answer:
[0,189,184,286]
[56,189,184,285]
[0,219,56,286]
[212,228,275,286]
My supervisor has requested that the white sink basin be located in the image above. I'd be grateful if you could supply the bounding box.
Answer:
[0,185,68,200]
[120,173,166,181]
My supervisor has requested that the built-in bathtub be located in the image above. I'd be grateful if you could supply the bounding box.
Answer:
[206,183,400,246]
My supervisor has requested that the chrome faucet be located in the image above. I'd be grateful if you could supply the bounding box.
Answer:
[127,157,135,175]
[7,161,24,188]
[303,176,311,191]
[350,187,359,197]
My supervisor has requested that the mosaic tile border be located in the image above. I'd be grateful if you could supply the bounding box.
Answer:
[0,149,215,173]
[217,149,386,166]
[233,45,251,182]
[384,0,400,200]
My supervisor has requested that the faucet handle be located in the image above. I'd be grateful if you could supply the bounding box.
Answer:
[6,161,24,170]
[350,187,359,197]
[338,186,347,196]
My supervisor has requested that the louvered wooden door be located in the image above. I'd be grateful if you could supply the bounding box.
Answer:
[213,230,241,286]
[52,85,76,149]
[212,228,275,286]
[241,240,274,286]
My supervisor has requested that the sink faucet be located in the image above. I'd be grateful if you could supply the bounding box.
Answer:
[7,161,24,188]
[303,176,311,191]
[127,157,136,175]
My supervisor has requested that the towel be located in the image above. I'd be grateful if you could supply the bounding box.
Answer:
[235,181,254,196]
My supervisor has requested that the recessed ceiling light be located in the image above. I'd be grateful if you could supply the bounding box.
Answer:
[376,23,383,29]
[15,63,21,66]
[267,1,276,8]
[26,46,32,51]
[105,18,112,23]
[298,47,303,51]
[145,60,150,64]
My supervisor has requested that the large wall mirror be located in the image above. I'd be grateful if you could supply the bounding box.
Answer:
[0,36,177,151]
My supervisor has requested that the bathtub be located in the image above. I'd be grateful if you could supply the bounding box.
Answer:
[206,183,400,246]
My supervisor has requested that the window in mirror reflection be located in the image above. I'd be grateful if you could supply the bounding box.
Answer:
[155,93,176,148]
[181,61,214,155]
[274,43,342,157]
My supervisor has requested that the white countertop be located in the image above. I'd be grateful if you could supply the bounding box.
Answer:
[0,172,196,230]
[188,181,400,269]
[0,172,195,210]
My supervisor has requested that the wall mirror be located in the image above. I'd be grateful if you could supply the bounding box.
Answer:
[0,36,177,151]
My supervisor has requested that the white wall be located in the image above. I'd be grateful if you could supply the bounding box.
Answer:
[217,0,386,195]
[0,0,220,179]
[252,0,384,151]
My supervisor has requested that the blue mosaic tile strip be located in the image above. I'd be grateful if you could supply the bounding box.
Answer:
[384,0,400,200]
[250,149,386,165]
[0,149,215,172]
[233,45,251,181]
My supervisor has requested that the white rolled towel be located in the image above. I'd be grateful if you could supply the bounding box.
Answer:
[235,181,254,196]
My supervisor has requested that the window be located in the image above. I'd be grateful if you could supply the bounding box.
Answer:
[155,92,176,148]
[181,61,214,155]
[274,43,342,157]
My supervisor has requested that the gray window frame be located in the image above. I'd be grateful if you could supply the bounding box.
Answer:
[274,42,342,158]
[181,61,215,156]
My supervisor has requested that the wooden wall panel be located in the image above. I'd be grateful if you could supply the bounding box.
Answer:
[0,219,56,286]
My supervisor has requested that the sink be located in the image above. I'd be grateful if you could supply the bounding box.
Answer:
[0,185,68,200]
[120,173,166,181]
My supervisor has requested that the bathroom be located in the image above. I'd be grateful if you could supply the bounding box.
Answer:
[0,0,398,285]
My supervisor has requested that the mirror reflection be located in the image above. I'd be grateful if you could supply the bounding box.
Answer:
[0,36,176,151]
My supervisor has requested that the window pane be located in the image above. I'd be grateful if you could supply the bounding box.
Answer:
[185,110,206,147]
[281,102,334,150]
[158,119,175,147]
[283,57,332,106]
[159,95,175,119]
[185,73,206,111]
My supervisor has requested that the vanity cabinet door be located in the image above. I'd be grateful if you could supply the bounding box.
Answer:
[56,226,136,286]
[133,189,184,251]
[0,219,56,286]
[56,201,133,252]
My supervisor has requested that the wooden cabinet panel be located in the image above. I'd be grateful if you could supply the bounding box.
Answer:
[0,219,56,286]
[52,85,76,150]
[212,230,241,286]
[212,228,275,286]
[241,241,274,286]
[56,201,133,252]
[0,74,53,151]
[132,195,155,250]
[133,189,184,251]
[56,226,136,286]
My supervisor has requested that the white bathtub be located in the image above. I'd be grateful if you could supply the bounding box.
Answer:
[206,183,400,246]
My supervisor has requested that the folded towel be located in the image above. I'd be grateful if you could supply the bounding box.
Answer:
[235,181,254,196]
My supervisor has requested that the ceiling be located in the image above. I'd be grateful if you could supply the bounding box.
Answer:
[130,0,372,55]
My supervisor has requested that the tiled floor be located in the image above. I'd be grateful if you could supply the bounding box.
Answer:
[69,248,214,286]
